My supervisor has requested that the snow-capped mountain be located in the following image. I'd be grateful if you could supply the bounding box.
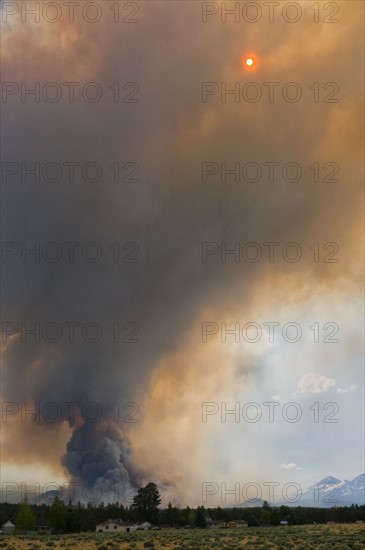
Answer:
[317,476,341,486]
[288,473,365,507]
[350,473,365,490]
[234,474,364,508]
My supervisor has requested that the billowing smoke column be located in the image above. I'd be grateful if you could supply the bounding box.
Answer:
[1,1,362,504]
[62,423,139,501]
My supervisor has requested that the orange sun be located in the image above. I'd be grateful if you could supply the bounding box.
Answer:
[245,57,254,67]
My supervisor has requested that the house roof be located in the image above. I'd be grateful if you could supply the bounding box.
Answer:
[2,521,15,527]
[210,520,225,524]
[97,519,134,527]
[228,520,248,524]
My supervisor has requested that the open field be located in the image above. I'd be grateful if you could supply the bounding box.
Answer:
[0,524,364,550]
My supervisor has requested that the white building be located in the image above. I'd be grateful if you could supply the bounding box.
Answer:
[96,519,137,533]
[1,521,15,535]
[137,521,151,530]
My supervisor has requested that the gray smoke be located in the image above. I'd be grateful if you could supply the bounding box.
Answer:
[62,423,139,500]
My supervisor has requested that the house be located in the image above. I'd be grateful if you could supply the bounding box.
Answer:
[227,520,248,528]
[136,521,151,530]
[280,520,289,526]
[36,519,52,535]
[96,519,137,533]
[1,520,15,535]
[208,520,227,529]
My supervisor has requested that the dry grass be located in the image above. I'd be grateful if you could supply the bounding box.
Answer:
[1,523,364,550]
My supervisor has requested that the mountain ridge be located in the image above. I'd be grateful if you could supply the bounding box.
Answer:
[234,473,365,508]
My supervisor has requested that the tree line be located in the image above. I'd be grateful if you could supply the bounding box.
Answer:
[1,483,364,534]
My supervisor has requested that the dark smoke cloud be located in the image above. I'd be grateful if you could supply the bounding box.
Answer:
[62,423,139,496]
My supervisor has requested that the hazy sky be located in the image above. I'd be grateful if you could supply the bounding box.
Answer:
[1,0,364,507]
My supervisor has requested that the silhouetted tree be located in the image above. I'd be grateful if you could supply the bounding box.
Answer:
[196,505,207,528]
[132,482,161,524]
[48,496,67,532]
[164,502,180,526]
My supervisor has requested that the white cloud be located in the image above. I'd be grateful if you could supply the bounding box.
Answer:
[296,373,336,396]
[279,463,302,470]
[271,394,281,401]
[336,384,358,394]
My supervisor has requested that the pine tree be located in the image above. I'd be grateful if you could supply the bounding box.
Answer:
[48,496,67,532]
[132,482,161,524]
[15,497,36,531]
[164,502,180,526]
[196,505,207,528]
